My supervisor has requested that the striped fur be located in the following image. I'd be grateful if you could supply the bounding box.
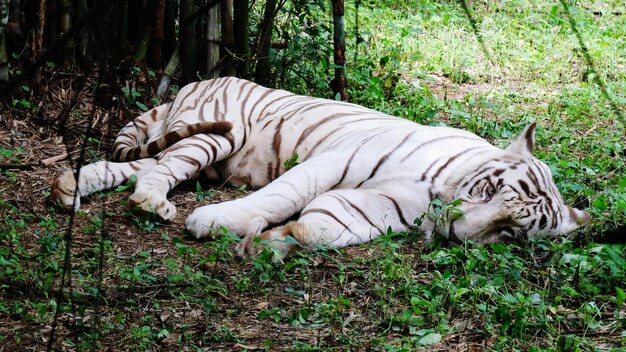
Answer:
[51,77,589,258]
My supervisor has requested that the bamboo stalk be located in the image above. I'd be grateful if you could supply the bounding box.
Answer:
[206,0,220,78]
[163,0,176,60]
[149,0,166,67]
[254,0,276,86]
[331,0,348,101]
[233,0,249,78]
[0,0,8,82]
[34,0,46,85]
[58,0,74,69]
[157,44,179,100]
[220,0,235,76]
[180,0,197,83]
[76,0,89,67]
[133,1,157,63]
[116,0,129,61]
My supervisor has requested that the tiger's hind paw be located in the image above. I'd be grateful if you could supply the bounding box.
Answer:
[185,205,268,240]
[50,170,80,211]
[129,191,177,222]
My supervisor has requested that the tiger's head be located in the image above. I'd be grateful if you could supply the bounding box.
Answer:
[444,123,590,244]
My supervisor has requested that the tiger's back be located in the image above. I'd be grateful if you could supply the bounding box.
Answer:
[165,78,492,189]
[51,77,589,258]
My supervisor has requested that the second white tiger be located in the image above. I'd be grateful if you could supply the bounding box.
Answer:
[51,77,590,258]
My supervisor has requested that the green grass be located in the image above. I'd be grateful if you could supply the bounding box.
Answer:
[1,0,625,350]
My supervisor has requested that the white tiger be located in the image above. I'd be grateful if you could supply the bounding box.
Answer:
[51,77,590,259]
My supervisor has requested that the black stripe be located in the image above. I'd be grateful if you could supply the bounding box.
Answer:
[265,193,298,207]
[539,214,548,230]
[295,112,362,147]
[248,88,275,117]
[272,118,286,179]
[301,208,354,234]
[380,194,411,228]
[467,175,489,196]
[517,180,535,198]
[301,126,343,159]
[172,140,212,161]
[129,161,142,171]
[337,131,388,185]
[422,147,487,182]
[105,163,116,186]
[329,194,384,235]
[173,155,203,169]
[460,163,496,189]
[239,83,261,147]
[255,94,295,123]
[338,116,400,127]
[400,135,486,163]
[170,82,201,118]
[360,131,418,186]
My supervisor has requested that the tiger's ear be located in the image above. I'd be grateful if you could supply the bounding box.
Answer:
[506,123,536,155]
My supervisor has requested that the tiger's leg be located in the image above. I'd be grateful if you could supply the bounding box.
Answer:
[185,153,351,239]
[128,134,234,221]
[237,188,418,260]
[51,158,157,210]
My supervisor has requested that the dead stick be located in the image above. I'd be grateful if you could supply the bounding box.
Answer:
[41,152,69,166]
[0,163,34,170]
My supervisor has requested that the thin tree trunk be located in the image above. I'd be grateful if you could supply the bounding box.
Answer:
[0,33,7,82]
[157,44,179,100]
[76,0,90,67]
[206,0,220,78]
[133,1,157,63]
[233,0,249,78]
[8,0,18,22]
[58,0,74,69]
[221,0,235,76]
[0,0,9,82]
[149,0,166,67]
[6,0,21,61]
[180,0,197,83]
[196,2,206,75]
[163,0,176,62]
[331,0,348,101]
[115,0,128,61]
[33,0,46,84]
[254,0,276,86]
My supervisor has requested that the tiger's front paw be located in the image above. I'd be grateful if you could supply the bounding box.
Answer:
[236,222,306,261]
[129,191,177,222]
[185,211,232,240]
[51,170,80,211]
[185,205,268,240]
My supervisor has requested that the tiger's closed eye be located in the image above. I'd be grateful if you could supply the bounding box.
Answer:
[484,184,496,201]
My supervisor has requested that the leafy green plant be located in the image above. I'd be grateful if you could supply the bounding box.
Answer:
[284,153,300,170]
[426,198,464,237]
[195,182,213,202]
[121,86,149,111]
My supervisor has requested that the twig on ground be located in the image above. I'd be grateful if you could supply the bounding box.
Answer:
[41,152,69,166]
[0,163,34,170]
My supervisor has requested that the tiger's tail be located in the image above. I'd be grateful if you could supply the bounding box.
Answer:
[111,104,233,161]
